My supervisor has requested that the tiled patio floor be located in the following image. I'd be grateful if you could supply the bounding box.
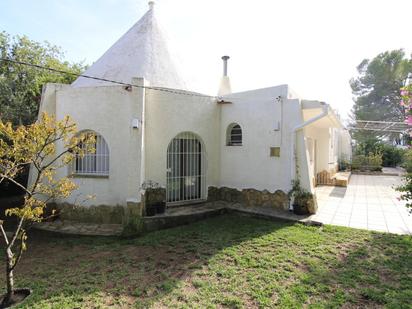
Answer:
[312,173,412,235]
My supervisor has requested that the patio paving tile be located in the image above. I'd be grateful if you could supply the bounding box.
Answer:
[314,174,412,235]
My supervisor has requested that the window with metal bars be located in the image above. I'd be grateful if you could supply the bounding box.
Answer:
[166,132,206,204]
[72,132,109,176]
[227,123,242,146]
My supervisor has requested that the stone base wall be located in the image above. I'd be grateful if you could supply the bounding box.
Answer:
[208,186,289,210]
[47,186,290,236]
[47,188,165,235]
[51,203,139,225]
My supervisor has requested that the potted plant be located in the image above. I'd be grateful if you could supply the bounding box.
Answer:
[145,204,157,216]
[288,180,313,215]
[140,180,165,216]
[293,190,313,215]
[155,201,166,214]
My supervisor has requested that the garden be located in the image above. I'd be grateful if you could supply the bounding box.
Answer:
[345,140,412,173]
[0,214,411,308]
[1,20,412,309]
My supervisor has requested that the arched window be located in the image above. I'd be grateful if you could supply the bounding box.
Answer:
[227,123,242,146]
[72,132,109,176]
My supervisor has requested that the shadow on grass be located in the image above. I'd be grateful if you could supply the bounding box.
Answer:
[0,213,292,308]
[285,227,412,308]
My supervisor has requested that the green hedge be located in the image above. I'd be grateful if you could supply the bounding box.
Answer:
[351,153,383,171]
[402,149,412,173]
[380,145,405,167]
[355,139,405,168]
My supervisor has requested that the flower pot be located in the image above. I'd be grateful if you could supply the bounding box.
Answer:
[145,206,156,217]
[293,203,309,215]
[155,202,166,214]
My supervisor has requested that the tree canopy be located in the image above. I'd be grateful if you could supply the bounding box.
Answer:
[0,112,95,306]
[0,31,86,125]
[350,50,412,141]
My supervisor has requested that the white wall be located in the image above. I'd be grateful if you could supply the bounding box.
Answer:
[304,126,331,174]
[303,121,351,186]
[51,79,145,207]
[219,85,303,193]
[143,88,220,195]
[32,80,349,208]
[338,129,352,161]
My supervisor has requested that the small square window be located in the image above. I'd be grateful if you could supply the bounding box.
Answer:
[270,147,280,157]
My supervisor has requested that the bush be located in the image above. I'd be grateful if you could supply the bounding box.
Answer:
[402,149,412,173]
[355,139,404,167]
[121,216,143,238]
[397,173,412,213]
[368,153,383,171]
[338,155,351,171]
[354,137,381,156]
[351,155,366,170]
[351,153,382,171]
[288,180,316,215]
[381,145,404,167]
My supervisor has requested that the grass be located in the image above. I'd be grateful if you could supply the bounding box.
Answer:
[1,213,411,308]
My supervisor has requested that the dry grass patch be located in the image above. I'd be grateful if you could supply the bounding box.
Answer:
[0,214,411,308]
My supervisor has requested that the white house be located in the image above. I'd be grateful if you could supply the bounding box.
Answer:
[33,2,351,222]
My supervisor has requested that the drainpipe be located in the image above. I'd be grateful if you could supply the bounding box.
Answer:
[290,102,329,193]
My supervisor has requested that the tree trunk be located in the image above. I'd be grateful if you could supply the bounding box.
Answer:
[2,248,14,306]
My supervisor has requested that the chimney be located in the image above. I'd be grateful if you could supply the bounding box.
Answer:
[218,55,232,96]
[222,55,230,76]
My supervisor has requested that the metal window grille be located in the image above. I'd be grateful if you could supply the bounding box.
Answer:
[228,124,242,146]
[166,132,206,204]
[72,134,109,176]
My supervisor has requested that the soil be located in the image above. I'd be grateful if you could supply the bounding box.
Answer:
[0,288,31,309]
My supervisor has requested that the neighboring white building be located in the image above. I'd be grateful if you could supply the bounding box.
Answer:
[33,2,351,217]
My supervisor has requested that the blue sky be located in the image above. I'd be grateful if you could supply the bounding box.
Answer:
[1,0,412,120]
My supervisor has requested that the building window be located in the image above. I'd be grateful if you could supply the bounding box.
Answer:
[227,123,242,146]
[72,132,109,176]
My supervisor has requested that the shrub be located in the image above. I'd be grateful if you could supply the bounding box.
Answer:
[351,153,382,171]
[368,153,383,171]
[354,137,381,156]
[396,84,412,214]
[121,216,143,238]
[397,173,412,213]
[351,155,366,171]
[381,145,405,167]
[355,139,404,167]
[401,149,412,173]
[338,158,351,171]
[288,180,316,215]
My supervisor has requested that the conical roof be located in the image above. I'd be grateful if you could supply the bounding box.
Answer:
[72,2,186,89]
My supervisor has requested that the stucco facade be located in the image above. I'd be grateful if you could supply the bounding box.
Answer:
[30,2,352,218]
[220,85,300,192]
[33,81,349,207]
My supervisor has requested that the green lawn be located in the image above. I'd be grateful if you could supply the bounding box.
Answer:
[1,214,411,308]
